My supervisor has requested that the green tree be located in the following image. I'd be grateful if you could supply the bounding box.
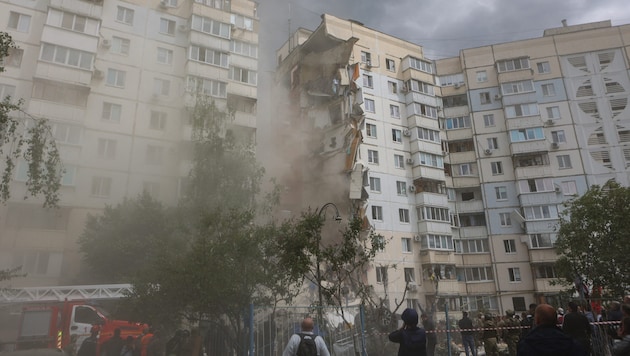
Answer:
[555,181,630,299]
[0,31,62,207]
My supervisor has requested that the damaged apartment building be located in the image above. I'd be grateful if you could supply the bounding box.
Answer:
[271,14,630,317]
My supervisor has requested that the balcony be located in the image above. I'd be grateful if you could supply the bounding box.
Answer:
[534,279,565,293]
[423,278,460,295]
[419,250,457,264]
[514,165,553,180]
[28,99,86,122]
[41,25,98,53]
[455,199,484,213]
[51,0,103,17]
[505,116,544,131]
[510,140,549,155]
[185,60,229,81]
[464,281,496,294]
[524,220,558,234]
[445,151,476,165]
[233,111,256,129]
[529,248,559,263]
[35,62,93,87]
[456,226,488,238]
[412,165,446,182]
[410,140,442,156]
[189,31,231,51]
[447,176,481,188]
[417,221,453,235]
[407,115,440,131]
[444,127,473,141]
[415,192,448,207]
[228,81,257,99]
[518,192,559,206]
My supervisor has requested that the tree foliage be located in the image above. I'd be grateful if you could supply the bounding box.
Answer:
[555,181,630,298]
[0,31,62,207]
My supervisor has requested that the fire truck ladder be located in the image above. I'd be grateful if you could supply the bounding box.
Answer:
[0,284,133,303]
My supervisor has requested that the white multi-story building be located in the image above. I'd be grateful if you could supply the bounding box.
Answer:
[271,15,630,316]
[0,0,259,287]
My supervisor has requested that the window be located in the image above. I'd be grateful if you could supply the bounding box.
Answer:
[97,138,117,159]
[404,268,415,283]
[388,81,398,93]
[3,48,23,68]
[146,145,164,165]
[455,239,489,253]
[504,239,516,253]
[557,155,572,169]
[512,297,526,312]
[546,106,560,119]
[551,130,566,144]
[458,163,473,176]
[392,129,402,143]
[143,181,160,197]
[402,238,412,253]
[508,268,521,282]
[0,84,16,100]
[491,161,503,175]
[367,149,379,164]
[399,209,410,223]
[102,102,121,122]
[52,123,81,145]
[542,83,556,97]
[418,152,444,168]
[371,205,383,221]
[149,111,167,130]
[57,11,91,33]
[8,12,31,32]
[462,267,494,282]
[408,79,435,95]
[369,177,381,192]
[396,181,407,195]
[531,234,555,248]
[495,186,508,200]
[438,74,464,87]
[106,69,126,88]
[418,206,450,222]
[510,127,544,142]
[229,67,257,85]
[112,37,130,55]
[394,154,405,169]
[408,57,433,73]
[40,43,94,70]
[366,123,377,138]
[364,99,375,113]
[461,192,475,201]
[483,114,495,127]
[32,80,89,106]
[523,206,554,220]
[230,40,258,58]
[230,14,254,31]
[91,176,112,197]
[487,137,498,150]
[445,116,471,130]
[519,178,554,193]
[162,0,177,6]
[501,80,534,95]
[536,265,557,278]
[376,266,388,283]
[423,235,454,250]
[187,76,227,98]
[116,6,134,25]
[157,47,173,65]
[480,92,491,104]
[413,103,438,118]
[390,105,400,118]
[361,51,372,65]
[505,103,539,118]
[191,15,230,38]
[386,58,396,71]
[476,70,487,82]
[362,74,373,88]
[561,180,577,196]
[537,61,551,74]
[497,58,530,72]
[417,127,440,143]
[153,78,170,96]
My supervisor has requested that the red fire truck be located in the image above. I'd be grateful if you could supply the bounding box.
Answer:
[2,284,146,355]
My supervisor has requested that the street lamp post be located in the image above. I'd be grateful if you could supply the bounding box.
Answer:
[315,203,342,329]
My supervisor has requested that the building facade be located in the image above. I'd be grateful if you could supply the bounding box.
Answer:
[0,0,259,287]
[272,15,630,316]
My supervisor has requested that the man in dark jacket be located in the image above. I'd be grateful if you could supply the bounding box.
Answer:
[459,312,477,356]
[78,326,99,356]
[102,328,125,356]
[388,308,427,356]
[421,313,437,356]
[561,301,591,353]
[517,304,588,356]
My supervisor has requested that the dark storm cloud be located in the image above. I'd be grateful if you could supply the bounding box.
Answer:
[259,0,630,62]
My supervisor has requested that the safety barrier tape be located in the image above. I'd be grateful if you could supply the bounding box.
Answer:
[413,320,622,334]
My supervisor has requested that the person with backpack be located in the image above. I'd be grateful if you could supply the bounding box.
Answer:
[388,308,427,356]
[282,317,330,356]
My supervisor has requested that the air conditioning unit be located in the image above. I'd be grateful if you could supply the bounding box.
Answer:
[413,235,422,242]
[555,186,562,193]
[159,0,169,8]
[93,69,104,79]
[546,119,555,125]
[406,158,414,165]
[178,24,188,32]
[100,39,111,48]
[551,142,559,149]
[403,129,411,137]
[407,283,418,292]
[494,94,502,100]
[454,83,461,89]
[408,185,417,193]
[401,85,409,93]
[365,60,372,68]
[484,149,493,156]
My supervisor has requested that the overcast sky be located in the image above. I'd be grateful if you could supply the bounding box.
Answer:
[258,0,630,66]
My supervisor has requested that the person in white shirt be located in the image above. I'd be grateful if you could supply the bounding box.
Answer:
[282,317,330,356]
